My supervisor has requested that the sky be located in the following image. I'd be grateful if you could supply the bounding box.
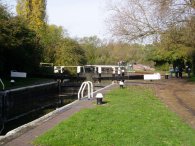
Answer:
[3,0,111,39]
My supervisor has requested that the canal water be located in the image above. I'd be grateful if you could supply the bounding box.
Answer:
[2,96,78,135]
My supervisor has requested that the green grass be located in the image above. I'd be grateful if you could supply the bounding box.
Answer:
[34,86,195,146]
[0,77,54,90]
[189,76,195,82]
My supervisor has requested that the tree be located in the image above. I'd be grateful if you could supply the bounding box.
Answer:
[108,0,195,42]
[78,36,102,64]
[146,25,194,70]
[108,0,195,74]
[16,0,47,33]
[0,3,42,74]
[41,25,67,63]
[55,38,86,67]
[0,3,10,20]
[107,0,160,41]
[101,42,150,65]
[0,3,10,74]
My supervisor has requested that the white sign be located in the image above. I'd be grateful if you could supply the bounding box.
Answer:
[11,71,27,78]
[144,73,161,80]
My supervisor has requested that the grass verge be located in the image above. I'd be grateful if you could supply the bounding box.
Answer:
[34,86,195,146]
[189,76,195,82]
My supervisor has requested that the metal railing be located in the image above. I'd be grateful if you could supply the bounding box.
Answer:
[78,81,93,100]
[0,78,5,91]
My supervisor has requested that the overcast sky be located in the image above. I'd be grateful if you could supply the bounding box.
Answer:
[3,0,111,39]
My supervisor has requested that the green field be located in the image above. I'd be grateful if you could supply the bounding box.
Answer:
[34,86,195,146]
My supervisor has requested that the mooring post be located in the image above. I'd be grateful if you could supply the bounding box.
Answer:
[98,66,102,83]
[118,67,121,82]
[112,67,116,82]
[122,69,125,82]
[77,66,81,78]
[96,93,103,105]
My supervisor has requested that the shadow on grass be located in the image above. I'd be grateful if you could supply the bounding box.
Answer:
[101,101,110,104]
[95,100,110,105]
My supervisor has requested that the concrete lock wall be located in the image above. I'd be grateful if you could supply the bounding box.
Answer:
[0,93,4,129]
[0,82,59,122]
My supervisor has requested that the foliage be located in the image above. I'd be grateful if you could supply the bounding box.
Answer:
[16,0,47,33]
[108,0,195,73]
[0,4,42,75]
[97,42,153,66]
[0,3,10,20]
[78,36,154,66]
[51,37,87,74]
[147,25,194,70]
[34,86,195,146]
[55,38,86,74]
[108,0,195,42]
[39,24,86,75]
[189,76,195,82]
[40,25,65,63]
[78,36,102,65]
[16,0,51,65]
[16,0,87,74]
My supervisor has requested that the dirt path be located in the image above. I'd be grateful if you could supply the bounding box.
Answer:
[154,78,195,129]
[126,78,195,129]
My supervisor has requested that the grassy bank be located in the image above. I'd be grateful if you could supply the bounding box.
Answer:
[190,76,195,82]
[34,86,195,146]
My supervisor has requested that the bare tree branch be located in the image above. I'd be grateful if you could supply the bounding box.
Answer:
[107,0,195,42]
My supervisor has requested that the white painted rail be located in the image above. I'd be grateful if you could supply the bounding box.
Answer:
[78,81,93,100]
